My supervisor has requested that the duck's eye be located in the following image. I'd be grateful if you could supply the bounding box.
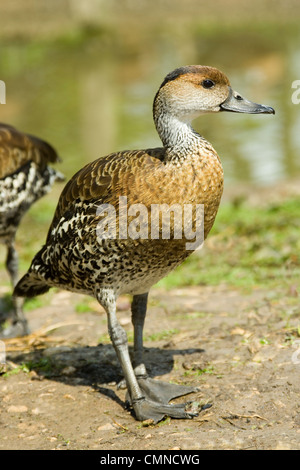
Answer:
[201,79,215,89]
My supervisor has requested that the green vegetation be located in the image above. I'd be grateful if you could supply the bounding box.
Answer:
[158,197,300,291]
[145,329,179,342]
[27,357,61,377]
[2,358,61,378]
[2,363,30,378]
[184,365,215,377]
[75,297,98,314]
[98,328,179,345]
[23,296,48,312]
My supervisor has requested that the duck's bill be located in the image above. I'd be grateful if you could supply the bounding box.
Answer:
[220,87,275,114]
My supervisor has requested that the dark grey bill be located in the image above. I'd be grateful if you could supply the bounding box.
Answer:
[220,87,275,114]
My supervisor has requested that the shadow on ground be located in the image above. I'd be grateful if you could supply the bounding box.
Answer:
[8,343,205,410]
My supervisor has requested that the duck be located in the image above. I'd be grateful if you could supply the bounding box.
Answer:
[0,123,64,338]
[14,66,274,422]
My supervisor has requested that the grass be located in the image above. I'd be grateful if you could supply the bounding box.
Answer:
[3,357,60,378]
[75,298,97,314]
[157,197,300,291]
[145,328,179,342]
[13,357,62,378]
[2,363,30,378]
[23,296,48,312]
[2,358,62,378]
[98,328,179,345]
[184,365,215,377]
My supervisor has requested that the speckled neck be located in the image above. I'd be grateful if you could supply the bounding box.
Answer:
[154,106,214,163]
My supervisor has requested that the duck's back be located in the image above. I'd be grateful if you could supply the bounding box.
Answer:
[0,123,59,178]
[0,124,64,242]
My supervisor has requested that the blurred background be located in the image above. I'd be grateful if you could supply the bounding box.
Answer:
[0,0,300,285]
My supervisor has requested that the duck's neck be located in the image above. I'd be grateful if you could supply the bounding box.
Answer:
[154,112,209,162]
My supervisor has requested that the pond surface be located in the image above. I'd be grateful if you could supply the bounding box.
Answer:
[0,21,300,187]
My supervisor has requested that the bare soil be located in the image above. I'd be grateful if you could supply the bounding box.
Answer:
[0,279,299,450]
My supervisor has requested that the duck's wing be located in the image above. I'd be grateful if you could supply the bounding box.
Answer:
[46,148,165,241]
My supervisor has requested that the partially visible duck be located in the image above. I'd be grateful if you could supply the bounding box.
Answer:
[14,66,274,421]
[0,123,64,338]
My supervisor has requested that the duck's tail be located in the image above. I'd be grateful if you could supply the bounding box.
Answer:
[14,272,50,298]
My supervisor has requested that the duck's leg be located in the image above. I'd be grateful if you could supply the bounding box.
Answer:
[6,240,19,288]
[116,293,148,388]
[98,288,198,422]
[131,293,148,377]
[131,293,199,405]
[0,241,28,338]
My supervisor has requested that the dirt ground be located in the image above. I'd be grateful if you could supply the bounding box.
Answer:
[0,278,299,450]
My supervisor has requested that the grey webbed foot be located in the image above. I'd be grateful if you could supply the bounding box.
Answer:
[125,376,199,422]
[136,376,199,404]
[132,396,198,423]
[0,320,29,339]
[0,291,28,339]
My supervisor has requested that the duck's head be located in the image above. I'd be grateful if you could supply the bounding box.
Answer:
[153,65,275,123]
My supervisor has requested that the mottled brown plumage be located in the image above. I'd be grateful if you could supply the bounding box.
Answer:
[0,123,64,338]
[15,65,274,421]
[0,123,60,179]
[50,144,222,238]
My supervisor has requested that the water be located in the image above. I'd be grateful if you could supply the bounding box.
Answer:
[0,22,300,187]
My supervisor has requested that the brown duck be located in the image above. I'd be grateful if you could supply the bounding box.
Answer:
[0,123,64,338]
[14,66,274,422]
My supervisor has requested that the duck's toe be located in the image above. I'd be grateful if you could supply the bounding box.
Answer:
[136,376,199,404]
[132,396,198,423]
